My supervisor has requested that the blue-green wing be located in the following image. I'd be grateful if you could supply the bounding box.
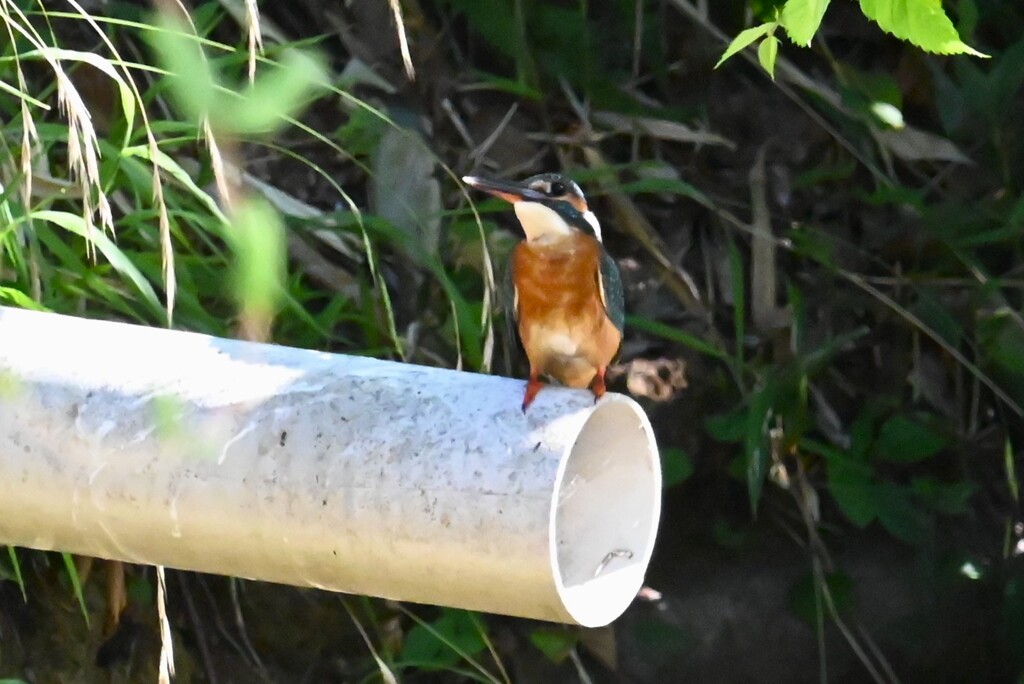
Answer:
[598,250,625,334]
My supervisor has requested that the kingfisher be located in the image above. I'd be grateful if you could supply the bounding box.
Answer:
[463,173,624,412]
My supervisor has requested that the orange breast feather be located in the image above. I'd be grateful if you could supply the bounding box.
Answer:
[510,235,622,388]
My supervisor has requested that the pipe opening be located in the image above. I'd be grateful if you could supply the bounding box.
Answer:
[550,395,662,627]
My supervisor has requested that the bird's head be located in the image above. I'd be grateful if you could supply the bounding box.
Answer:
[462,173,602,244]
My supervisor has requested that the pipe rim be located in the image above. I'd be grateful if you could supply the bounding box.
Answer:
[548,394,662,627]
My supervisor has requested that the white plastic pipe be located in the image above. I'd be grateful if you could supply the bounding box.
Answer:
[0,307,661,626]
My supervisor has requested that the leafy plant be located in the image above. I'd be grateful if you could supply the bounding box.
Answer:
[717,0,988,79]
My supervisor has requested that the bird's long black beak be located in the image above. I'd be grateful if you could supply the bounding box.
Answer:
[462,175,546,204]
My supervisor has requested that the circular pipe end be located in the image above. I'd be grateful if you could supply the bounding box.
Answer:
[549,394,662,627]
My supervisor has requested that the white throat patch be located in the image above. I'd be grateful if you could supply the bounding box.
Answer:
[513,202,573,242]
[512,202,604,243]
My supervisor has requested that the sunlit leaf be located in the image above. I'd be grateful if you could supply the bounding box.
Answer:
[224,197,286,323]
[781,0,831,46]
[147,13,218,122]
[0,287,48,311]
[30,210,163,315]
[870,101,905,128]
[859,0,989,57]
[60,552,89,626]
[758,35,780,79]
[715,23,775,69]
[122,145,228,224]
[225,49,329,134]
[3,547,25,601]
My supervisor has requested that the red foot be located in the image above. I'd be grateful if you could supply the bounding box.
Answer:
[522,373,543,413]
[590,367,608,404]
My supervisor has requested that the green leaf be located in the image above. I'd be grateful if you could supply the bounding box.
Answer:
[29,210,163,316]
[616,177,712,206]
[706,406,748,443]
[1005,437,1019,504]
[955,0,978,39]
[467,70,543,100]
[0,287,48,311]
[3,547,26,601]
[911,477,975,515]
[788,225,838,268]
[875,415,947,463]
[780,0,831,46]
[225,197,287,322]
[626,315,730,361]
[220,50,329,135]
[147,13,218,122]
[827,459,877,527]
[858,0,989,57]
[758,35,780,79]
[529,628,578,664]
[400,609,487,671]
[746,378,778,513]
[661,448,695,488]
[61,552,90,626]
[122,145,228,225]
[977,311,1024,376]
[715,23,775,69]
[873,482,934,545]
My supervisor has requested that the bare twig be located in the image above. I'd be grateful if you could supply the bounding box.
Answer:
[388,0,416,80]
[340,599,398,684]
[156,566,175,684]
[749,143,786,334]
[470,102,520,164]
[230,579,268,675]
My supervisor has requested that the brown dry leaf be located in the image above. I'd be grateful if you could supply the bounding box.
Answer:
[593,111,735,149]
[104,560,128,638]
[875,127,973,164]
[622,358,688,401]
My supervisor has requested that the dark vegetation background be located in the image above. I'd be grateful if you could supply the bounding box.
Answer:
[1,0,1023,682]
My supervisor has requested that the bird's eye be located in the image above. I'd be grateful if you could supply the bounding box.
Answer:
[549,181,566,196]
